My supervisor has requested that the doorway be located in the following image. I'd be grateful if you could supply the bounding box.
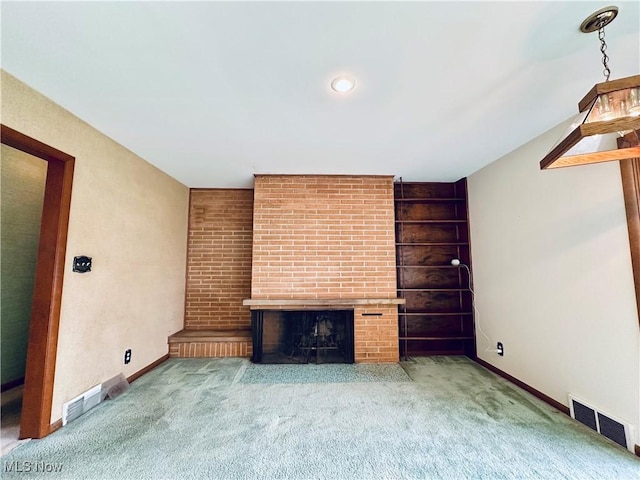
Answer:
[1,143,47,453]
[0,125,74,439]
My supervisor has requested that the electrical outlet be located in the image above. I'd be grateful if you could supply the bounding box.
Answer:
[124,349,132,364]
[496,342,504,356]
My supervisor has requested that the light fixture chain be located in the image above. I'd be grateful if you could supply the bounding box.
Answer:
[598,24,611,81]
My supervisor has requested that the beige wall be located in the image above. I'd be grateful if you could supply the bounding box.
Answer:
[467,120,640,445]
[1,71,189,423]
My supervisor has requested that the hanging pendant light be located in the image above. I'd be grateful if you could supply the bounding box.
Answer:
[540,6,640,170]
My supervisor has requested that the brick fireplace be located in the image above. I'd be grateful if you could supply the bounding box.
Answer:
[244,175,403,363]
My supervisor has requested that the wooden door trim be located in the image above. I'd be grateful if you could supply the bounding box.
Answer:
[1,124,75,439]
[620,157,640,327]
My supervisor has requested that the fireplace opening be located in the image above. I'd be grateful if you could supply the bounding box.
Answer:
[251,310,354,364]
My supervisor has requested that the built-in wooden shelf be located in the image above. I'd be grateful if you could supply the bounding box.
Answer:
[395,180,476,357]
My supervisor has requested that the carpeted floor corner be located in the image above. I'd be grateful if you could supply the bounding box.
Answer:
[2,356,638,479]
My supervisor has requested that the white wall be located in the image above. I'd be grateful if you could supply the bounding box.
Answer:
[1,71,190,423]
[467,120,640,446]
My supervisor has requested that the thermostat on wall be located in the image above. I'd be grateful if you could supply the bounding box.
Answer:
[73,256,92,273]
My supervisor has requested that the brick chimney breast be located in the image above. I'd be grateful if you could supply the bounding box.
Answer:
[248,175,401,363]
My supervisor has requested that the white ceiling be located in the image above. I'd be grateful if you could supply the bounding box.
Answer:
[2,1,639,188]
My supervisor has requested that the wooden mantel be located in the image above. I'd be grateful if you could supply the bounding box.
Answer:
[242,298,405,310]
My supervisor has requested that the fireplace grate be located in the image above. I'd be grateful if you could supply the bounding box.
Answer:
[252,310,354,364]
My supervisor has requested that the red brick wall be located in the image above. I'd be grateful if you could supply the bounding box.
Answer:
[250,175,399,363]
[354,306,399,363]
[184,178,399,363]
[185,189,253,330]
[251,175,397,300]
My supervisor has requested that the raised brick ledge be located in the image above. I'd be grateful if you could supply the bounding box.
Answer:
[168,329,252,358]
[168,329,252,344]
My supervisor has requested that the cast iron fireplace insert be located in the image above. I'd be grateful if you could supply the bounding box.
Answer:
[251,310,354,364]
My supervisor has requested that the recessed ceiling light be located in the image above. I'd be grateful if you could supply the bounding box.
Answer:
[330,75,356,93]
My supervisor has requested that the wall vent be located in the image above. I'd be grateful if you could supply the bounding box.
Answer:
[62,384,102,426]
[568,395,635,452]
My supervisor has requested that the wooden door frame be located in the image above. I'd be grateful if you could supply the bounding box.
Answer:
[617,132,640,328]
[1,124,75,439]
[620,157,640,327]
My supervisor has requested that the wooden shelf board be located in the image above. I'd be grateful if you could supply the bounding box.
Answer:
[396,242,469,246]
[399,336,474,341]
[397,288,467,292]
[398,311,473,316]
[394,198,466,203]
[396,220,467,224]
[397,265,465,268]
